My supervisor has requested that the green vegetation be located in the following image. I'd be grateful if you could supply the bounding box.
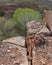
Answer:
[13,8,42,35]
[40,5,49,12]
[0,17,16,41]
[0,0,51,41]
[0,8,43,41]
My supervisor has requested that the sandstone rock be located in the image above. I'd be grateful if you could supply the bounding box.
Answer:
[36,26,50,34]
[2,36,25,47]
[26,20,43,34]
[0,42,28,65]
[48,63,52,65]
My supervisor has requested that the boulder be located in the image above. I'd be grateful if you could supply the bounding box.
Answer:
[26,20,43,34]
[2,36,25,47]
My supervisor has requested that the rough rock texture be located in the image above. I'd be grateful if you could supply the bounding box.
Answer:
[32,37,52,65]
[0,42,28,65]
[26,20,43,34]
[2,36,25,47]
[37,26,50,34]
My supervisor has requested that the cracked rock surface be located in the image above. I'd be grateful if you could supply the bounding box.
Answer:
[2,36,25,47]
[1,36,52,65]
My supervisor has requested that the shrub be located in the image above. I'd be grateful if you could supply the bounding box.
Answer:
[13,8,42,35]
[0,36,5,41]
[40,5,49,12]
[0,17,16,40]
[0,11,5,16]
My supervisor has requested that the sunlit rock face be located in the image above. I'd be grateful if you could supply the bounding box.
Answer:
[2,36,25,47]
[26,20,43,34]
